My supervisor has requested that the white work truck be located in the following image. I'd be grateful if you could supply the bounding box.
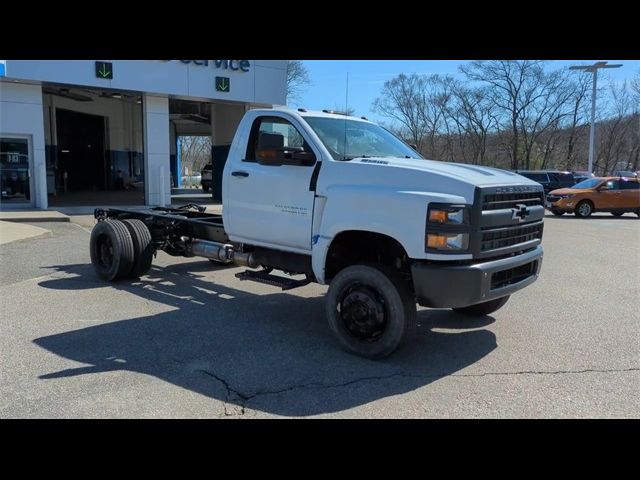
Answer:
[90,108,544,358]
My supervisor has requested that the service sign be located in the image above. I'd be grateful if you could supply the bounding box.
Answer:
[1,60,286,105]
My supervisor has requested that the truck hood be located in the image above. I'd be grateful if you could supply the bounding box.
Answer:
[350,157,537,188]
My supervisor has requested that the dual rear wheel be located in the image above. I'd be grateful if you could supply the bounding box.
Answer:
[90,219,154,281]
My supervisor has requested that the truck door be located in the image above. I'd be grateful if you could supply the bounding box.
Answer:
[224,115,319,251]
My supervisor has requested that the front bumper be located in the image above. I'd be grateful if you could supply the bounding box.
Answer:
[546,196,575,211]
[411,245,543,308]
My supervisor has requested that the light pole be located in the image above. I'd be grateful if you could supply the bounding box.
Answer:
[569,61,622,175]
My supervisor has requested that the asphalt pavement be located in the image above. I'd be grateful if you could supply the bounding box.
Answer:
[0,213,638,418]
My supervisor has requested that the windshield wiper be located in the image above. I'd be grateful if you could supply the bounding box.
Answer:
[341,155,371,161]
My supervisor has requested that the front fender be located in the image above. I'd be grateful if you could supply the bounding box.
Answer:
[310,186,468,283]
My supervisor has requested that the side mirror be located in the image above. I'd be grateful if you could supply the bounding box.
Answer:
[257,132,286,166]
[256,132,315,167]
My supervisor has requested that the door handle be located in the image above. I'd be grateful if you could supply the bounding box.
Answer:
[231,171,249,178]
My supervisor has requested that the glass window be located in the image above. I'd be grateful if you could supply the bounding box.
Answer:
[604,180,620,190]
[304,117,422,161]
[245,116,308,163]
[520,172,548,182]
[572,178,601,189]
[619,179,640,190]
[1,138,31,204]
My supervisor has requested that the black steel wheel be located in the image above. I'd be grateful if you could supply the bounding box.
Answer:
[326,264,416,359]
[89,220,135,281]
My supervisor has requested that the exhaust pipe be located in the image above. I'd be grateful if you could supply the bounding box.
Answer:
[189,239,232,263]
[186,239,258,268]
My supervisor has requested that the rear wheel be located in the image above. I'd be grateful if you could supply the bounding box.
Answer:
[89,220,135,281]
[452,296,510,316]
[326,264,416,359]
[575,200,593,218]
[122,219,154,278]
[611,211,624,217]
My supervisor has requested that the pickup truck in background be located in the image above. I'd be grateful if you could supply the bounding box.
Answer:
[89,108,545,358]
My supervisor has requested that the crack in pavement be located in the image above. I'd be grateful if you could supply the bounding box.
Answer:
[194,365,640,417]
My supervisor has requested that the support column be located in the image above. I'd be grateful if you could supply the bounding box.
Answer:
[0,82,47,209]
[142,94,171,206]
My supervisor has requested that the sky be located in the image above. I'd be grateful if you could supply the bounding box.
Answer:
[294,60,640,123]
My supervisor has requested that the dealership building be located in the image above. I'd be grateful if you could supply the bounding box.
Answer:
[0,60,287,209]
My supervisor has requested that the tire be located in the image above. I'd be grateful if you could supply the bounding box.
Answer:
[575,200,593,218]
[89,220,135,281]
[636,209,640,218]
[326,264,416,359]
[611,211,624,217]
[551,209,564,216]
[452,295,510,316]
[122,219,154,278]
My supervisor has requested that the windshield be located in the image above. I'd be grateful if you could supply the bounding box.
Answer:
[304,117,423,161]
[572,178,601,189]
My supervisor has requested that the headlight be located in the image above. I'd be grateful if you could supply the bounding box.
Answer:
[426,203,471,252]
[426,233,469,250]
[427,205,469,225]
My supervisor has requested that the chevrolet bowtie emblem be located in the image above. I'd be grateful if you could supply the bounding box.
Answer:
[512,204,530,222]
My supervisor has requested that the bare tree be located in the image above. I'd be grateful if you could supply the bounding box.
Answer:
[595,82,635,175]
[518,69,574,170]
[460,60,549,170]
[373,74,429,152]
[419,75,456,160]
[180,136,212,187]
[560,72,591,170]
[632,71,640,97]
[449,85,498,165]
[371,61,638,173]
[286,60,311,104]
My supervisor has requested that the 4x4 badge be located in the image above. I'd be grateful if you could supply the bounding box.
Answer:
[512,204,531,222]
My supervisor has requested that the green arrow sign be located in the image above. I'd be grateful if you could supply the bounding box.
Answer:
[95,61,113,79]
[216,76,230,92]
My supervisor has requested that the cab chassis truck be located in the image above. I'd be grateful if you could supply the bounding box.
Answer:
[89,108,544,358]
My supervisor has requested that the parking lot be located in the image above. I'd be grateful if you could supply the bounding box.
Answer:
[0,212,638,418]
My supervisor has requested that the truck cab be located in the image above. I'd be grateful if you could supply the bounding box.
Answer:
[90,108,544,359]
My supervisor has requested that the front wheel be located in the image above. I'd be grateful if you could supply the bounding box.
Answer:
[326,264,416,359]
[452,296,510,316]
[575,201,594,218]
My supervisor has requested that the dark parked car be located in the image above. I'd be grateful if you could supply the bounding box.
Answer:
[516,170,576,194]
[200,164,213,192]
